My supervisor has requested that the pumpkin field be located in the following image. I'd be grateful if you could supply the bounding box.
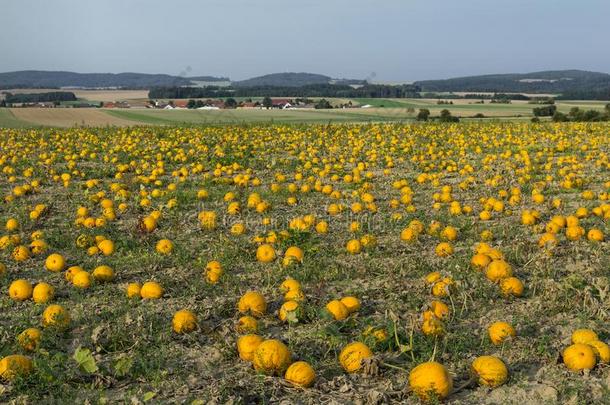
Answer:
[0,122,609,403]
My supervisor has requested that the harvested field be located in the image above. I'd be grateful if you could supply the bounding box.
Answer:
[9,108,139,127]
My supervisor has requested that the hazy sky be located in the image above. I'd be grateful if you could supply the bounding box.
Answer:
[1,0,609,82]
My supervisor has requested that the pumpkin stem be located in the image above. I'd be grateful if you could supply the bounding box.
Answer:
[380,361,409,372]
[453,376,476,394]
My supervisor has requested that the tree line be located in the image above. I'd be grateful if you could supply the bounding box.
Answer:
[2,91,77,103]
[148,84,422,99]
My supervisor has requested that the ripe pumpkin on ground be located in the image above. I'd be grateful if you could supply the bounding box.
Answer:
[237,334,264,362]
[339,342,373,373]
[408,361,453,401]
[32,282,54,303]
[340,296,360,314]
[0,355,33,381]
[17,328,42,352]
[571,329,598,345]
[325,300,349,321]
[488,321,516,345]
[563,343,596,371]
[9,279,33,301]
[140,281,163,299]
[285,361,315,387]
[238,291,267,317]
[172,309,197,334]
[252,339,292,375]
[471,356,508,387]
[42,304,70,329]
[236,316,258,333]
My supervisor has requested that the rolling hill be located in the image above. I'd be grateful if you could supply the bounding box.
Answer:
[233,72,334,87]
[415,70,610,94]
[0,71,228,89]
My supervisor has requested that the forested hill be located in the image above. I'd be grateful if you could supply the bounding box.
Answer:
[415,70,610,97]
[232,72,366,87]
[0,71,227,89]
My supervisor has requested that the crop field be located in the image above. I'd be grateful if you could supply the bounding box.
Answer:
[0,122,609,403]
[8,109,140,127]
[1,98,608,128]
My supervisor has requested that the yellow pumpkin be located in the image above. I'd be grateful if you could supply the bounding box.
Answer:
[256,244,276,263]
[280,278,301,293]
[340,296,361,314]
[285,361,316,387]
[0,355,33,381]
[92,265,114,282]
[42,304,70,329]
[425,271,442,284]
[283,246,304,266]
[8,279,33,301]
[587,228,604,242]
[422,317,445,337]
[485,260,513,282]
[284,289,306,302]
[236,316,258,333]
[499,277,524,297]
[12,245,31,262]
[325,300,349,320]
[408,361,453,401]
[488,321,516,345]
[72,271,92,289]
[205,260,223,284]
[431,279,452,297]
[140,281,163,299]
[155,239,174,255]
[430,300,449,319]
[571,329,598,344]
[563,343,596,371]
[45,253,66,272]
[237,334,264,362]
[470,253,491,270]
[238,291,267,317]
[588,340,610,363]
[339,342,372,373]
[5,218,19,232]
[345,239,362,254]
[97,239,115,256]
[65,266,83,282]
[172,309,197,334]
[279,300,300,322]
[32,282,55,304]
[17,328,42,352]
[434,242,453,257]
[126,282,141,298]
[471,355,508,387]
[252,339,292,375]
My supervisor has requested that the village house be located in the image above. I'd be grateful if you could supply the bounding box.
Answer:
[271,99,293,109]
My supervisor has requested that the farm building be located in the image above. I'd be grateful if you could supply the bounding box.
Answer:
[271,99,293,109]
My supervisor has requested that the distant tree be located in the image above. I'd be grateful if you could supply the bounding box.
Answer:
[531,117,541,123]
[314,99,333,109]
[552,112,568,122]
[168,100,175,107]
[225,98,238,109]
[473,113,485,118]
[1,99,7,107]
[416,108,430,121]
[195,100,204,108]
[187,99,197,109]
[439,109,460,122]
[262,96,273,109]
[533,105,557,117]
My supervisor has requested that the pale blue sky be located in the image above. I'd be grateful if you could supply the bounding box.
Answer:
[1,0,608,81]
